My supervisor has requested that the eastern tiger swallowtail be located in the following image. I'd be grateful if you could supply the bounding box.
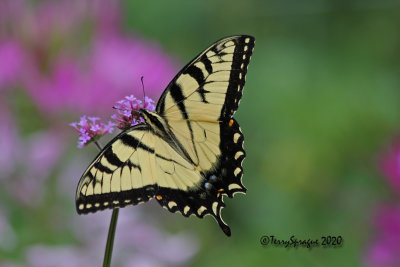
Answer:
[76,35,255,236]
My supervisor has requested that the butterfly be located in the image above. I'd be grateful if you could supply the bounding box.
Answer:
[76,35,255,236]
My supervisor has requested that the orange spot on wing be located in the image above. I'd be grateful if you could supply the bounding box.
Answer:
[229,120,234,127]
[217,189,224,198]
[156,195,162,200]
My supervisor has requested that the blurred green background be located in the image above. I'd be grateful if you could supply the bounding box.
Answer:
[1,0,400,266]
[129,1,400,266]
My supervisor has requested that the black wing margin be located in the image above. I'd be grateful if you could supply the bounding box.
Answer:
[156,35,255,121]
[75,124,157,214]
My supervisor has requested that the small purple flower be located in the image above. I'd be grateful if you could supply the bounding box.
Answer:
[112,95,156,130]
[70,116,116,148]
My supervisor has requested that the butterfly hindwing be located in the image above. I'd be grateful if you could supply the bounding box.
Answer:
[153,35,254,234]
[156,183,231,236]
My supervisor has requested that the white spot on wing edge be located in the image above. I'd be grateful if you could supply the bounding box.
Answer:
[234,151,244,160]
[245,37,251,43]
[232,190,246,196]
[79,204,84,210]
[168,201,177,209]
[212,202,218,215]
[183,206,190,215]
[234,168,241,177]
[233,133,241,143]
[197,206,207,216]
[228,183,242,190]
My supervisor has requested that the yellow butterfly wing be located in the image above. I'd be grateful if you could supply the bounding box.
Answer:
[154,35,255,235]
[76,35,255,236]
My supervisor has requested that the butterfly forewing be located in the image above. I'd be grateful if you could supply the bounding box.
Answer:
[156,35,254,120]
[76,125,203,213]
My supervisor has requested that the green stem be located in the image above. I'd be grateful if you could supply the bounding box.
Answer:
[93,140,119,267]
[103,208,119,267]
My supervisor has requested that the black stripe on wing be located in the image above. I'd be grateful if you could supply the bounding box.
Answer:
[168,83,189,119]
[76,185,157,214]
[220,35,255,119]
[156,35,255,120]
[76,124,157,214]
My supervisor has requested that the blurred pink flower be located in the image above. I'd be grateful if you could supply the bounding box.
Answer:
[0,115,66,206]
[0,109,21,178]
[379,140,400,194]
[365,204,400,267]
[22,199,198,267]
[0,41,27,90]
[68,209,197,267]
[0,0,177,116]
[26,245,95,267]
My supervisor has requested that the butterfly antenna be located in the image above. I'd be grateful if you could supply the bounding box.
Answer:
[141,76,146,108]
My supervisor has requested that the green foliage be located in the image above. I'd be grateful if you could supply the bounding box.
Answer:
[122,1,400,266]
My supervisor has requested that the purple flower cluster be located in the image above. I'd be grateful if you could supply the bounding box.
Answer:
[112,95,156,130]
[70,116,116,148]
[70,94,156,147]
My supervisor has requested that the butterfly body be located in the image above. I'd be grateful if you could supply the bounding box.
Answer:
[76,35,255,236]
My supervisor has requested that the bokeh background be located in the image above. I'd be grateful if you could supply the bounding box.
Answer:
[1,0,400,266]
